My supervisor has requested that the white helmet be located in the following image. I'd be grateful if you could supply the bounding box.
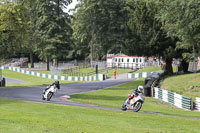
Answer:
[138,85,144,92]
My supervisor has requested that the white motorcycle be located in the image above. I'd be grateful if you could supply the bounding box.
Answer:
[121,92,145,112]
[42,85,57,101]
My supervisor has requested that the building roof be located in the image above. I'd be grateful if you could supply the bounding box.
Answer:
[115,53,127,56]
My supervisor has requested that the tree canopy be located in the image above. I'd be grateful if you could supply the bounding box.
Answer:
[157,0,200,61]
[0,0,199,73]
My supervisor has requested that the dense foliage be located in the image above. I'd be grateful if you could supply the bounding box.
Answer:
[0,0,199,73]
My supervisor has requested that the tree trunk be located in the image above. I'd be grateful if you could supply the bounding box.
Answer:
[164,58,173,75]
[46,57,50,71]
[182,60,189,73]
[90,22,95,67]
[30,52,34,68]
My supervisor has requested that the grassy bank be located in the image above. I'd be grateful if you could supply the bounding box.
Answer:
[70,79,200,117]
[1,98,200,133]
[136,66,162,73]
[2,70,79,87]
[1,67,200,132]
[135,66,178,73]
[161,72,200,99]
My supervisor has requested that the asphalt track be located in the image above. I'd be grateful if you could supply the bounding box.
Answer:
[1,75,200,119]
[0,77,135,110]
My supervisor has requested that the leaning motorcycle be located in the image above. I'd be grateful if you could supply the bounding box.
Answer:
[42,85,57,101]
[121,92,145,112]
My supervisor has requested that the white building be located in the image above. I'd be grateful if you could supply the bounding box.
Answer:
[106,53,146,69]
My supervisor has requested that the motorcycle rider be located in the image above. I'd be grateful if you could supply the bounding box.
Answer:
[43,80,60,94]
[129,85,144,101]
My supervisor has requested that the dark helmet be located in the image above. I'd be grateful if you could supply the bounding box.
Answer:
[55,80,59,85]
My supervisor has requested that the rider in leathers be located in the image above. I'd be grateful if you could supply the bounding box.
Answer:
[129,85,144,101]
[43,80,60,93]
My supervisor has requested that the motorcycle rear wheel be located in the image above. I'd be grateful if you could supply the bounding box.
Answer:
[42,96,45,100]
[133,101,142,112]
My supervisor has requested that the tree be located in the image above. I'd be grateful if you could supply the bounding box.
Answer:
[22,0,37,68]
[0,1,28,61]
[72,0,127,63]
[34,0,73,70]
[157,0,200,62]
[125,0,178,75]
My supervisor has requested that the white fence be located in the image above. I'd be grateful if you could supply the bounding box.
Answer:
[154,87,192,110]
[195,98,200,111]
[1,66,105,81]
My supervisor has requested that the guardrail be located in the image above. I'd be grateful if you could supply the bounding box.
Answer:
[154,87,192,110]
[1,66,105,81]
[195,98,200,111]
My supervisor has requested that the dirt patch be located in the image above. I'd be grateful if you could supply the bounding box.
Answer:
[185,86,200,90]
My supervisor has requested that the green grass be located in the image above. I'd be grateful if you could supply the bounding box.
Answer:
[33,70,50,74]
[1,98,200,133]
[134,66,178,73]
[2,70,79,87]
[103,68,133,78]
[135,66,162,73]
[35,67,133,78]
[161,72,200,99]
[70,79,200,117]
[1,67,200,132]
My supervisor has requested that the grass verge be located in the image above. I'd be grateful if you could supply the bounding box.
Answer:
[161,72,200,99]
[70,79,200,117]
[2,70,79,87]
[35,68,133,78]
[0,98,200,133]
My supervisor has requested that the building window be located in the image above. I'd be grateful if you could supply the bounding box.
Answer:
[136,58,138,63]
[133,58,135,62]
[118,58,120,62]
[115,58,117,62]
[122,58,124,62]
[140,58,142,62]
[127,58,129,62]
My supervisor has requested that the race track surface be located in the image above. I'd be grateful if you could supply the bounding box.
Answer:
[0,78,135,110]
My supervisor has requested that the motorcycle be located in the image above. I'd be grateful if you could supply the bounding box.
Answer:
[42,85,57,101]
[121,92,145,112]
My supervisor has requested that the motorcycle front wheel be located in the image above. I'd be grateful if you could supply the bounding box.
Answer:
[47,92,53,101]
[132,101,142,112]
[121,103,128,111]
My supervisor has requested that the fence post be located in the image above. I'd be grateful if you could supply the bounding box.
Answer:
[191,99,194,110]
[96,65,98,74]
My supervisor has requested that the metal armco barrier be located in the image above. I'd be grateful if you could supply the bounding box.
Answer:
[1,66,104,81]
[154,87,192,110]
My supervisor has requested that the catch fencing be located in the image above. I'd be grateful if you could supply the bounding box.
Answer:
[1,66,105,81]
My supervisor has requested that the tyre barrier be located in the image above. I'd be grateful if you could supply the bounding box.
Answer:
[1,66,104,81]
[154,87,192,110]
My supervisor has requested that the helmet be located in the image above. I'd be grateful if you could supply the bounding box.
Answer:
[138,85,144,92]
[55,80,59,85]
